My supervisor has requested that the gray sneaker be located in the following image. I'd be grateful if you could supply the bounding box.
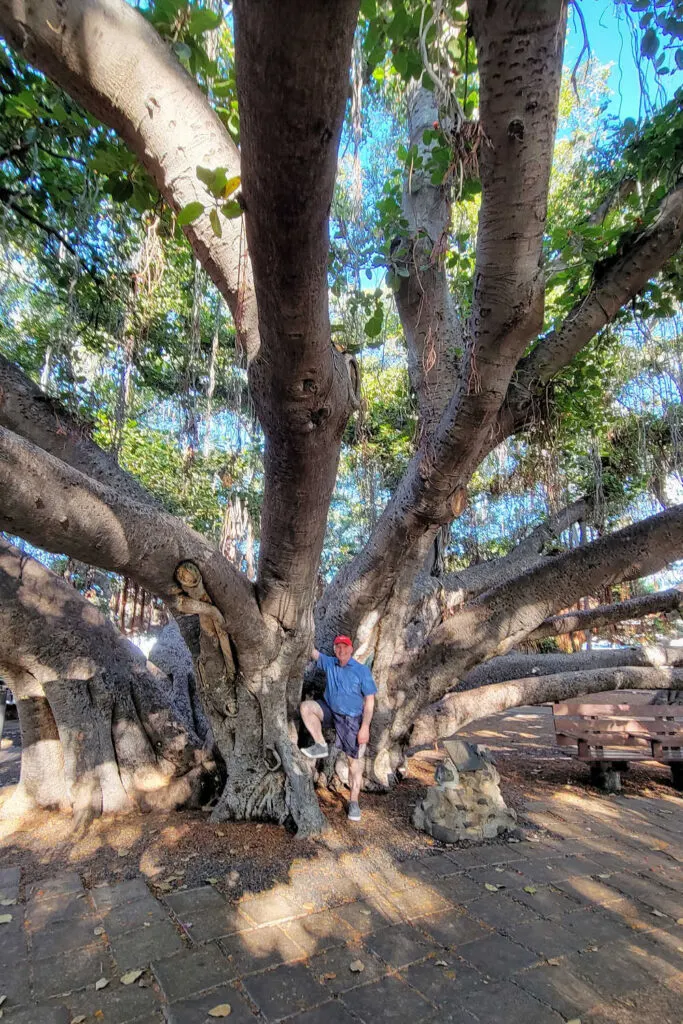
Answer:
[301,742,329,759]
[347,800,361,822]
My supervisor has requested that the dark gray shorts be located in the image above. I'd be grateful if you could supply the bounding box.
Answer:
[317,699,362,759]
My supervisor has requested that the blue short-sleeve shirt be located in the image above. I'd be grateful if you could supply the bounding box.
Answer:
[318,653,377,717]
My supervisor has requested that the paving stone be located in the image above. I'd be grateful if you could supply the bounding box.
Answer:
[399,857,444,883]
[384,885,451,920]
[459,933,538,978]
[365,922,440,968]
[416,854,466,878]
[503,918,582,958]
[552,873,625,907]
[25,891,94,932]
[508,884,582,920]
[100,896,168,936]
[400,957,484,1004]
[239,891,300,926]
[453,979,564,1023]
[286,1001,359,1024]
[466,894,540,930]
[181,904,253,943]
[340,974,433,1023]
[426,873,484,903]
[91,878,154,911]
[0,913,27,966]
[333,899,400,935]
[281,908,356,954]
[33,944,114,999]
[465,865,527,889]
[110,919,186,971]
[165,885,227,917]
[218,923,305,978]
[28,872,83,901]
[161,983,257,1024]
[606,871,683,919]
[306,941,388,994]
[242,961,326,1020]
[419,908,491,948]
[152,944,230,1002]
[64,977,160,1023]
[0,958,30,1010]
[32,916,104,959]
[568,945,655,998]
[516,960,604,1019]
[562,907,643,948]
[0,865,21,889]
[2,1005,70,1024]
[446,845,520,870]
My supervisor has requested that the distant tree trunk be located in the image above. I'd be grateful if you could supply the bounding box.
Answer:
[0,540,217,828]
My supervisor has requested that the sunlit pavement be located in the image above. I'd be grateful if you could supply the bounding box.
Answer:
[0,706,682,1023]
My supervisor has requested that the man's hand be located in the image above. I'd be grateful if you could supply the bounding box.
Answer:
[357,723,370,746]
[311,647,320,661]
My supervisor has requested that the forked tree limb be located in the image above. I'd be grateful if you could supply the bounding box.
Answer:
[442,497,591,601]
[529,587,683,640]
[321,0,568,639]
[410,665,683,747]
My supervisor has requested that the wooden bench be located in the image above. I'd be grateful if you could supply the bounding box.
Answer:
[552,692,683,793]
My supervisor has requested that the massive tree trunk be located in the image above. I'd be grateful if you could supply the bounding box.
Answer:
[2,0,683,833]
[0,539,218,828]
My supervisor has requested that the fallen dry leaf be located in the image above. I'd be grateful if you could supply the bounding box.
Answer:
[120,969,143,985]
[303,902,315,911]
[0,900,16,907]
[484,883,501,892]
[70,1016,87,1024]
[546,958,561,966]
[93,927,105,936]
[0,915,12,925]
[208,1005,232,1018]
[435,960,448,967]
[349,960,365,973]
[205,878,220,886]
[0,997,6,1007]
[652,910,665,918]
[319,972,337,982]
[523,886,537,895]
[95,977,109,991]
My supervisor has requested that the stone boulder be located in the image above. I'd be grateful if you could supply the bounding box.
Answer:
[412,738,516,843]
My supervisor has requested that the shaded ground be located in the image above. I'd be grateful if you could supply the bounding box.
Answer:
[0,702,681,1022]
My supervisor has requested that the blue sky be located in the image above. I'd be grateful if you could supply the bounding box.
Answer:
[566,1,682,120]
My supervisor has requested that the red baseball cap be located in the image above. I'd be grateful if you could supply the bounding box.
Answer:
[333,635,353,648]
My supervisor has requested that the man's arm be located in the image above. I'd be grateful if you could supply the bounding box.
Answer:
[357,694,375,747]
[312,647,320,661]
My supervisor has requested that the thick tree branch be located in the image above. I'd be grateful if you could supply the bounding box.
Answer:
[0,0,259,359]
[234,0,360,626]
[0,355,157,509]
[529,587,683,640]
[411,666,683,747]
[460,646,683,690]
[322,1,567,640]
[0,426,270,657]
[499,182,683,438]
[442,497,591,601]
[414,504,683,701]
[394,85,463,436]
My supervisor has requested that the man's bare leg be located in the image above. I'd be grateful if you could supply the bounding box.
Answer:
[347,755,364,820]
[300,700,329,759]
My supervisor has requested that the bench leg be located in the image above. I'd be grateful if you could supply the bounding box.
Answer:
[590,762,622,793]
[671,764,683,792]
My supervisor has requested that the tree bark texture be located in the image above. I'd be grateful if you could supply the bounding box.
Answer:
[0,539,217,827]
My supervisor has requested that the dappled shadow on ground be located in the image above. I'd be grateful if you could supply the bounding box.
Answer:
[0,704,682,1022]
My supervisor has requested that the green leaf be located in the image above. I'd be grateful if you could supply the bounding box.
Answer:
[641,28,659,59]
[188,8,222,35]
[111,177,134,202]
[212,80,234,97]
[222,175,241,198]
[177,201,204,226]
[172,41,192,62]
[209,207,222,237]
[221,200,242,219]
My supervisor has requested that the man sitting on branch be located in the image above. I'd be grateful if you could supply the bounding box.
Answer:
[300,636,376,822]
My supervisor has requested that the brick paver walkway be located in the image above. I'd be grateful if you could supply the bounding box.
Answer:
[1,779,682,1024]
